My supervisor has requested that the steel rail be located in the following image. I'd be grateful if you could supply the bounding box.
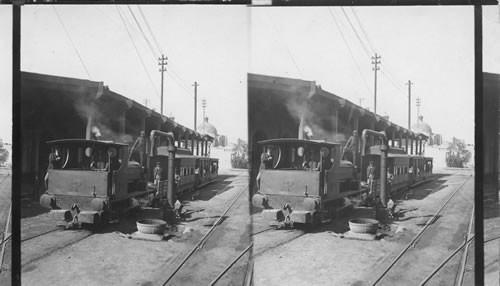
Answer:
[372,174,472,285]
[20,228,62,243]
[162,186,248,285]
[243,258,254,286]
[418,234,475,286]
[0,203,11,273]
[209,243,253,286]
[250,227,275,236]
[455,206,474,286]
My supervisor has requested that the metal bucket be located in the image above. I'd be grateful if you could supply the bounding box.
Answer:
[348,218,379,234]
[136,219,167,235]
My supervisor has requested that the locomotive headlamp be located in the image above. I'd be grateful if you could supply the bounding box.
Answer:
[303,198,319,212]
[91,198,106,212]
[40,194,55,209]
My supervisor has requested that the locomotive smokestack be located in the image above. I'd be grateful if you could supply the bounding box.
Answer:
[298,114,304,139]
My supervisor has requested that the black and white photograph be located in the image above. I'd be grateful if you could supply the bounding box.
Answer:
[0,5,13,285]
[482,5,500,286]
[1,3,500,286]
[11,5,250,286]
[248,6,492,285]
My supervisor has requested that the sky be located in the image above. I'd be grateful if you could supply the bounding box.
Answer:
[8,5,248,143]
[1,5,500,146]
[0,6,12,144]
[250,6,485,144]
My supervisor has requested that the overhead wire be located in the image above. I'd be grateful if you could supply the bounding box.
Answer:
[133,6,193,97]
[137,5,164,55]
[52,6,92,80]
[116,6,160,98]
[267,12,303,78]
[328,8,372,96]
[348,8,408,99]
[350,7,376,55]
[341,7,371,58]
[127,5,158,60]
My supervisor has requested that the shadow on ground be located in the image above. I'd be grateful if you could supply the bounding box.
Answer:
[391,173,450,203]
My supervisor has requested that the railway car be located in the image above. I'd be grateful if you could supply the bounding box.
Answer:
[148,147,219,194]
[360,145,433,195]
[40,131,218,225]
[252,138,362,226]
[252,131,433,227]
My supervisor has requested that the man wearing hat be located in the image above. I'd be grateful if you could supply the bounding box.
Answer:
[130,131,148,167]
[256,146,273,190]
[343,130,360,167]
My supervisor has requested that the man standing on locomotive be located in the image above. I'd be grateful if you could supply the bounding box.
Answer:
[45,148,62,190]
[366,161,376,198]
[256,146,273,190]
[343,130,360,168]
[129,131,148,168]
[153,162,163,196]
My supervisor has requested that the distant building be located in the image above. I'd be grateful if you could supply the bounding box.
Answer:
[197,117,227,148]
[410,115,443,147]
[411,115,434,145]
[433,134,442,146]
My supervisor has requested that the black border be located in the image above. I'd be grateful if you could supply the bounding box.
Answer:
[9,3,498,286]
[11,4,21,286]
[474,5,484,285]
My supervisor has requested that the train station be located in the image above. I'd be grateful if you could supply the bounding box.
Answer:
[19,71,251,285]
[20,71,217,202]
[248,73,432,190]
[249,72,478,285]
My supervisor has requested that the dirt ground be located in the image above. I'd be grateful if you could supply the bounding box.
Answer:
[252,168,475,286]
[21,169,250,286]
[0,168,12,286]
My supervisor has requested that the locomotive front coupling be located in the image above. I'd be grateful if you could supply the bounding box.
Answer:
[254,194,320,226]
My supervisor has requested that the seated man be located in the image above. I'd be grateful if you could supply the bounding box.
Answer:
[90,151,108,171]
[302,152,318,171]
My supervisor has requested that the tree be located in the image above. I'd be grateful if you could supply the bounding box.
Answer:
[0,138,9,166]
[446,137,471,168]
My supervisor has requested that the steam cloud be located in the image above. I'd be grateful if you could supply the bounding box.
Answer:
[74,99,134,144]
[284,95,349,145]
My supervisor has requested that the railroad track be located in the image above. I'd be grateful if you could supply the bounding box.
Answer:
[20,227,63,243]
[21,228,95,268]
[162,185,251,285]
[372,171,474,286]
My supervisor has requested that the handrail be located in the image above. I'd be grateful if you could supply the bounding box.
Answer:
[361,129,388,207]
[149,130,176,209]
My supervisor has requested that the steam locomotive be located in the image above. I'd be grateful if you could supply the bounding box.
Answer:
[252,130,433,227]
[40,131,219,225]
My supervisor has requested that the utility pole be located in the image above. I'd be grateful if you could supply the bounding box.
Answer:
[371,53,381,114]
[416,97,421,122]
[406,80,413,130]
[358,98,365,107]
[202,99,207,131]
[158,54,168,115]
[193,81,199,131]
